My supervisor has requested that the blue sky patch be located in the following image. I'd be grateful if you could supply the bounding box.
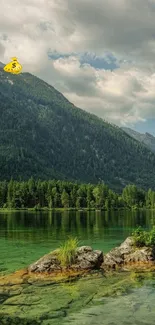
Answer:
[133,119,155,136]
[48,51,119,70]
[79,52,119,70]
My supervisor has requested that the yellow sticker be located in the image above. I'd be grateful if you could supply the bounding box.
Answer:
[3,57,22,74]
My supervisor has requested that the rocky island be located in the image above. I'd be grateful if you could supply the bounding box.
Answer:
[28,226,155,275]
[28,238,155,277]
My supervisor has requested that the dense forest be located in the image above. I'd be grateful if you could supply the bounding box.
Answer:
[0,178,155,210]
[1,67,155,191]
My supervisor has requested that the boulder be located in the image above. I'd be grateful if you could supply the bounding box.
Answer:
[102,237,155,270]
[103,248,124,270]
[29,250,61,273]
[74,247,103,270]
[119,237,134,255]
[28,246,103,273]
[125,247,155,263]
[102,237,134,270]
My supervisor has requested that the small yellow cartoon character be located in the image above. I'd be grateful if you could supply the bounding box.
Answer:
[3,57,22,74]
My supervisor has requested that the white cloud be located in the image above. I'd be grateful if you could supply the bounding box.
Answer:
[1,0,155,125]
[52,56,155,124]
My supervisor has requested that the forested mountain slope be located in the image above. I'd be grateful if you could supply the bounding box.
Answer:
[0,66,155,190]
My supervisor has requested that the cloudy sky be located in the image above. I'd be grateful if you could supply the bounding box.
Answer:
[1,0,155,134]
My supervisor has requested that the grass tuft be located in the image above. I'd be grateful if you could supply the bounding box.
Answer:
[57,237,79,267]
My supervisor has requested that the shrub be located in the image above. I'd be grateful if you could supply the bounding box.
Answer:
[132,226,147,247]
[57,237,79,267]
[132,226,155,247]
[148,226,155,246]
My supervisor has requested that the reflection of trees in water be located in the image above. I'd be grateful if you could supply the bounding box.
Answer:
[0,210,155,242]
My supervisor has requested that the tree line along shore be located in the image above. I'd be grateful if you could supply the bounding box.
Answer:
[0,178,155,210]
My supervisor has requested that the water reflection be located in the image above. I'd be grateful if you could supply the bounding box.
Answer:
[0,209,155,242]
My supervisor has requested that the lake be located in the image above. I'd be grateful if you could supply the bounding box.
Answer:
[0,209,155,324]
[0,209,154,275]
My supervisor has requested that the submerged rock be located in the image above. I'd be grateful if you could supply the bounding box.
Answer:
[1,271,145,325]
[29,246,103,274]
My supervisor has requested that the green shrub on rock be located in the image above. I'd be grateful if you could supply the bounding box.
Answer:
[132,226,147,247]
[132,226,155,247]
[148,226,155,246]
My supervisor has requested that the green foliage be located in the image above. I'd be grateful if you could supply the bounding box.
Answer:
[1,68,155,190]
[57,237,79,267]
[0,178,155,210]
[146,226,155,246]
[132,226,155,247]
[132,227,148,247]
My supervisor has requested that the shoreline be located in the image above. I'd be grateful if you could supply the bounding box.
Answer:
[0,207,154,213]
[1,235,155,282]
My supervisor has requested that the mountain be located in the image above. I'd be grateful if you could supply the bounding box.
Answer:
[0,62,4,68]
[122,127,155,153]
[1,66,155,191]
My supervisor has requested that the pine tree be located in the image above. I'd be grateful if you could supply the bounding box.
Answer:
[61,190,69,208]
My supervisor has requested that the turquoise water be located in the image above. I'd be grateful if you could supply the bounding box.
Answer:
[1,210,155,324]
[0,209,155,275]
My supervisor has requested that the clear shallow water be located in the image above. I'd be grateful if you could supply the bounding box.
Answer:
[1,272,155,325]
[0,209,155,275]
[62,279,155,325]
[1,210,155,325]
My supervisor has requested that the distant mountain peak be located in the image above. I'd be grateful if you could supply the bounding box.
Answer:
[122,127,155,153]
[145,132,154,138]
